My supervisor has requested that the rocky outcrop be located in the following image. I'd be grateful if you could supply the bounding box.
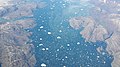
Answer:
[69,17,109,42]
[69,0,120,67]
[0,0,46,20]
[0,18,36,67]
[0,0,46,67]
[69,16,120,67]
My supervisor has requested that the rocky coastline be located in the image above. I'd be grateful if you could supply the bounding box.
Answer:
[69,0,120,67]
[0,0,46,67]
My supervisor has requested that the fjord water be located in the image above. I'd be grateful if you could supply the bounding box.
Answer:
[30,0,113,67]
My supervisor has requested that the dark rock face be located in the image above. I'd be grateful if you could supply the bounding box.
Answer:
[0,0,46,67]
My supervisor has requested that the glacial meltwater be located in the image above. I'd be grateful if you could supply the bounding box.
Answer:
[0,0,117,67]
[29,0,113,67]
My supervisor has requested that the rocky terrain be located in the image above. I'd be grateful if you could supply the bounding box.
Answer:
[69,0,120,67]
[0,20,36,67]
[0,0,46,67]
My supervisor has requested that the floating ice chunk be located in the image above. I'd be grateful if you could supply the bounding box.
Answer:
[87,65,90,66]
[42,48,45,51]
[75,12,78,14]
[41,63,46,67]
[59,30,62,32]
[102,52,106,55]
[65,56,68,58]
[48,32,52,35]
[103,61,106,64]
[42,20,44,22]
[77,42,80,45]
[57,49,60,51]
[57,36,61,39]
[39,38,43,40]
[63,66,66,67]
[97,55,100,58]
[39,44,43,46]
[50,7,53,10]
[39,16,42,18]
[38,29,40,31]
[40,26,44,29]
[80,8,84,11]
[37,46,39,47]
[62,4,65,6]
[67,44,70,47]
[85,44,88,46]
[46,48,49,50]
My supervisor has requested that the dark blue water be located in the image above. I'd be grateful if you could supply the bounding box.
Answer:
[29,0,113,67]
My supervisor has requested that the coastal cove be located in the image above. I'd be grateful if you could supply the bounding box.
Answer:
[30,0,113,67]
[0,0,119,67]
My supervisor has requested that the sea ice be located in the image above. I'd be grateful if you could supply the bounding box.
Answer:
[48,32,52,35]
[41,63,46,67]
[57,36,62,39]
